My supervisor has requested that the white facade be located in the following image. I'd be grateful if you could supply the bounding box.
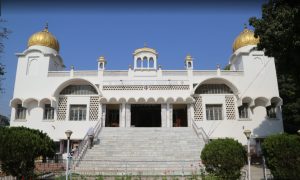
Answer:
[10,31,284,150]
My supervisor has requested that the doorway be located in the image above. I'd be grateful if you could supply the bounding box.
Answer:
[105,104,120,127]
[173,104,187,127]
[131,104,161,127]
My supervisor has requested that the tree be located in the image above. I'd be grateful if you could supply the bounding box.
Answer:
[0,126,55,179]
[200,138,246,179]
[261,133,300,179]
[0,19,10,93]
[249,0,300,132]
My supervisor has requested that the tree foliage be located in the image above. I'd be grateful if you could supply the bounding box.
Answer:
[200,138,246,179]
[262,133,300,179]
[0,19,10,93]
[249,0,300,130]
[0,126,55,179]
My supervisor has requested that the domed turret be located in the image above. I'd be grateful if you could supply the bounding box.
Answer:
[27,24,60,52]
[232,25,259,52]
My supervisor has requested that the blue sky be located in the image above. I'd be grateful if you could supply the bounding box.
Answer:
[0,1,264,117]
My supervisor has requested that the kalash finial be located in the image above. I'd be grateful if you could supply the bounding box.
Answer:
[43,22,49,32]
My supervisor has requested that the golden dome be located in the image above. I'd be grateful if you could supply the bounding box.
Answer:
[27,24,60,52]
[232,26,259,52]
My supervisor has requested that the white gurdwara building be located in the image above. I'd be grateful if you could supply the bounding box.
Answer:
[10,25,283,172]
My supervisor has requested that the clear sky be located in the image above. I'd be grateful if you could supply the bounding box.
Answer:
[0,0,265,117]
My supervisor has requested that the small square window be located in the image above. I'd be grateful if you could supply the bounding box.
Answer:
[44,104,54,120]
[16,104,26,119]
[69,105,87,121]
[206,104,223,120]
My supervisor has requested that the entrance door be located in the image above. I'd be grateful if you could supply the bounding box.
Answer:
[173,104,188,127]
[131,104,161,127]
[105,104,120,127]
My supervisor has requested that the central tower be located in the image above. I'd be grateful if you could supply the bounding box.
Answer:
[133,45,158,70]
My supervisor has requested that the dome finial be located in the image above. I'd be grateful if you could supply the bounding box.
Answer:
[43,22,49,32]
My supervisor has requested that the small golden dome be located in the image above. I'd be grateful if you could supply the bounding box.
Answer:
[98,56,106,63]
[27,24,60,52]
[185,54,193,62]
[232,26,259,52]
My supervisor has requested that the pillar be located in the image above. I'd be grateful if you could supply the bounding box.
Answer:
[161,104,167,127]
[125,104,131,127]
[119,103,126,127]
[187,104,192,127]
[169,104,173,127]
[101,104,106,127]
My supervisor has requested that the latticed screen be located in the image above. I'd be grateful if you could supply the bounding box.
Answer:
[60,85,97,95]
[89,96,99,121]
[195,84,233,94]
[57,97,67,120]
[206,104,223,120]
[103,85,189,91]
[194,96,203,121]
[225,95,236,120]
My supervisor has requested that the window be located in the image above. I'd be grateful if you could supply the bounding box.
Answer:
[44,104,54,120]
[266,104,276,118]
[206,104,223,120]
[149,58,154,68]
[69,105,87,121]
[238,103,249,119]
[137,58,142,68]
[196,84,233,94]
[16,104,26,119]
[60,85,97,95]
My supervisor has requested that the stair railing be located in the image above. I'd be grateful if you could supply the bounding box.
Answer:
[191,118,210,144]
[72,117,103,168]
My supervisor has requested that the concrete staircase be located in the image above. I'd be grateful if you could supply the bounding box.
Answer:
[74,127,205,175]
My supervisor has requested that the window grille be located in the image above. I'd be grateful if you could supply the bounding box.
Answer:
[225,95,236,120]
[16,104,26,119]
[69,105,87,121]
[266,103,276,118]
[206,104,223,120]
[194,96,203,121]
[57,97,67,120]
[44,104,54,120]
[60,85,97,95]
[195,84,233,94]
[89,96,99,121]
[238,103,249,119]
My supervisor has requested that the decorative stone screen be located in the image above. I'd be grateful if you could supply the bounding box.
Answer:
[57,97,67,120]
[103,85,189,91]
[225,95,236,120]
[194,96,203,121]
[89,96,99,121]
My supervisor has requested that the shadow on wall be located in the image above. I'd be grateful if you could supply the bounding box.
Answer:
[252,117,283,138]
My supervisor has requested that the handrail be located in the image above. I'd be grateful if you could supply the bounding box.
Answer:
[191,119,210,144]
[72,117,103,168]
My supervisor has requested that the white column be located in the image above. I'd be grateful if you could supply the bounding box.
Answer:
[120,103,126,127]
[102,104,106,127]
[169,104,173,127]
[125,104,131,127]
[98,103,102,125]
[161,104,167,127]
[187,104,192,127]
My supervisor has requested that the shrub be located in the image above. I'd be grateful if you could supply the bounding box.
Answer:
[200,138,246,179]
[262,133,300,179]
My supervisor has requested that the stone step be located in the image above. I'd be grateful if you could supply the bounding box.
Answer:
[75,127,205,175]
